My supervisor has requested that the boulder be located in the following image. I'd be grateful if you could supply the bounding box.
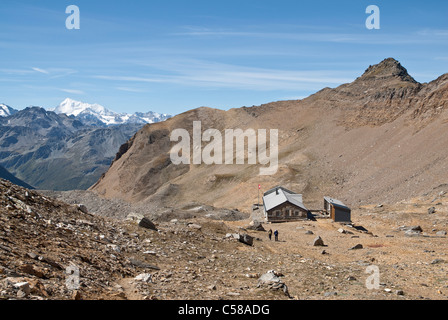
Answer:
[188,223,202,230]
[324,291,338,297]
[139,218,157,231]
[399,225,423,232]
[19,264,45,278]
[77,204,89,214]
[129,258,160,270]
[130,215,158,231]
[72,290,82,300]
[28,279,49,297]
[257,271,290,298]
[239,234,254,246]
[338,228,353,235]
[313,236,325,247]
[247,220,266,231]
[135,273,153,283]
[26,252,38,260]
[404,230,421,237]
[225,233,240,240]
[399,226,423,237]
[14,282,31,297]
[258,271,281,285]
[431,259,445,265]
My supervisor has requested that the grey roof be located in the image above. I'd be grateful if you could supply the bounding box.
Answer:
[263,187,308,212]
[264,186,297,197]
[324,197,350,210]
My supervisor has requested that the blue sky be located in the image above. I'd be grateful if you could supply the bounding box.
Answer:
[1,0,448,115]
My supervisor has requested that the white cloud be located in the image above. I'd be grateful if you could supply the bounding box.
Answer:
[417,29,448,37]
[32,67,50,74]
[171,25,447,46]
[94,75,166,83]
[59,88,85,95]
[30,67,77,78]
[0,68,35,75]
[116,87,147,93]
[93,59,354,91]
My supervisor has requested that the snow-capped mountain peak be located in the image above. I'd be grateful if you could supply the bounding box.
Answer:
[0,104,18,117]
[52,98,113,117]
[52,98,171,126]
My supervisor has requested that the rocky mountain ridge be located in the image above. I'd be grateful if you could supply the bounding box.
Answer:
[0,165,33,189]
[90,58,448,213]
[0,106,154,190]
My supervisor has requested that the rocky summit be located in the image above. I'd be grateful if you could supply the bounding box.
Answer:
[359,58,417,83]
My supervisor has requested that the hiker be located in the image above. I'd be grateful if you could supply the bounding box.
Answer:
[274,230,279,242]
[268,229,273,241]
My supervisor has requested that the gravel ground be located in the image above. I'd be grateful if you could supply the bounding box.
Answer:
[2,181,447,300]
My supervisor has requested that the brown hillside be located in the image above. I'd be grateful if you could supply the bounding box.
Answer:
[90,58,448,214]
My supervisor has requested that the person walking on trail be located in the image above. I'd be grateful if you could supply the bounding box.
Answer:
[274,230,279,242]
[268,229,273,241]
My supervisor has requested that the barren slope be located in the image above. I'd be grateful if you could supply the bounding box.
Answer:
[91,58,448,213]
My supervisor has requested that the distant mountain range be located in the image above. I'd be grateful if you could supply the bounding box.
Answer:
[0,99,171,190]
[52,98,171,126]
[1,98,171,126]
